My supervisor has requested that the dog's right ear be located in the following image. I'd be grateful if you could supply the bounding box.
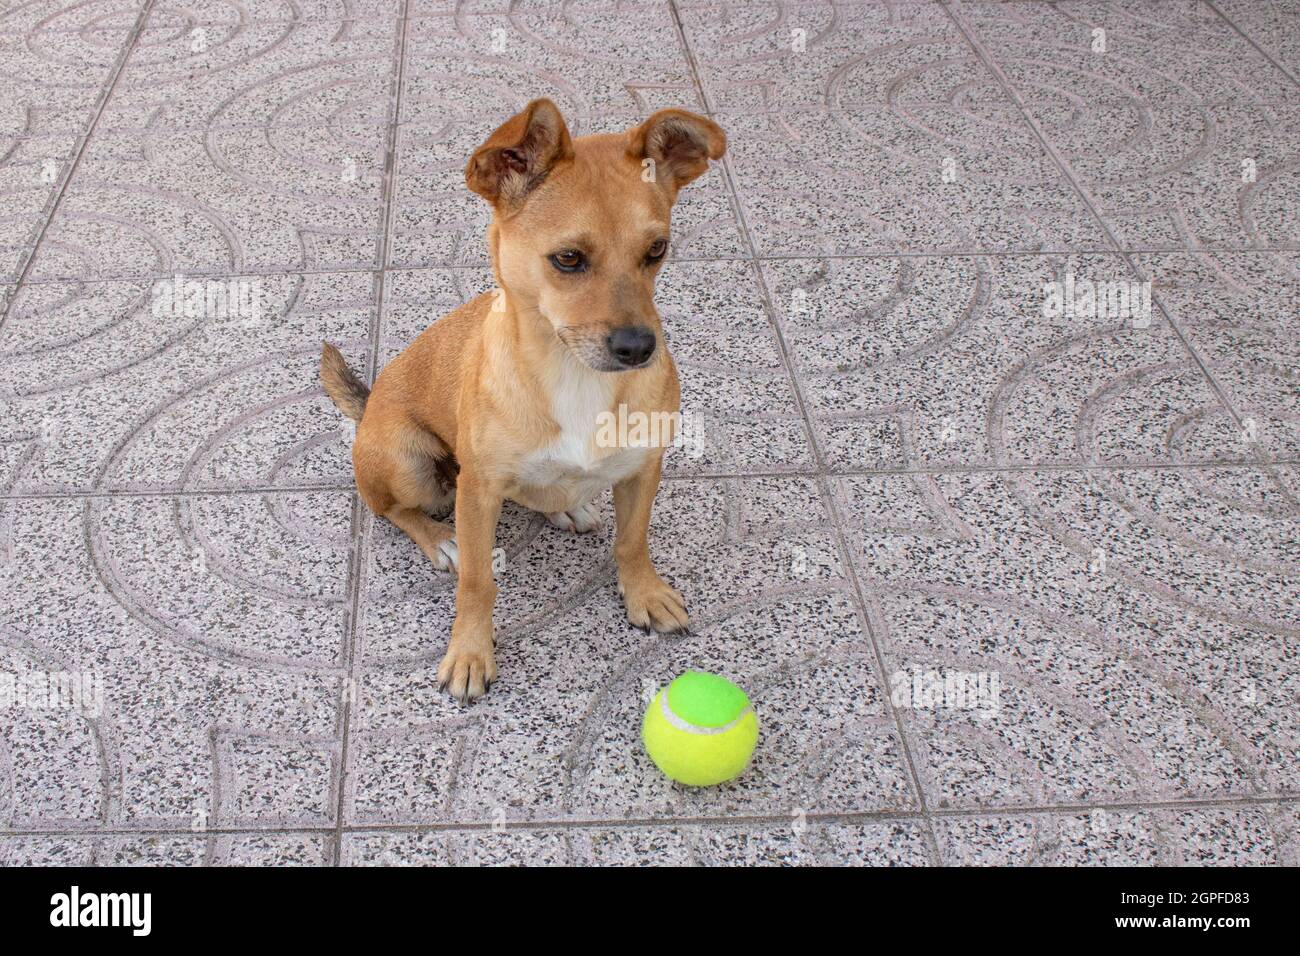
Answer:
[465,98,574,212]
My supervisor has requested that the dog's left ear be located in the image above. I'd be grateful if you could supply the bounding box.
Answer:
[627,109,726,199]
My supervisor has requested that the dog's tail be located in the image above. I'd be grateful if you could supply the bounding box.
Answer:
[320,343,370,422]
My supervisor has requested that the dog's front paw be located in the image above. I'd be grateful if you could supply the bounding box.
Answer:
[437,639,496,704]
[620,575,689,634]
[546,500,603,533]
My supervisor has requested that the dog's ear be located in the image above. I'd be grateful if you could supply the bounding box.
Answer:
[627,109,726,198]
[465,98,574,210]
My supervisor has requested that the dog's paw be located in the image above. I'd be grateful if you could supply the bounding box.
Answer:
[547,500,603,533]
[620,576,689,634]
[436,642,496,704]
[432,537,459,572]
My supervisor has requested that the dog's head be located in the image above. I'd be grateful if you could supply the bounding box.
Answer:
[465,99,726,372]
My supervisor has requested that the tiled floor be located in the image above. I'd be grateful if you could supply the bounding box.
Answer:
[0,0,1296,866]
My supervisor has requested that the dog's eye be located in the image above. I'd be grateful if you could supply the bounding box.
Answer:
[645,239,668,263]
[549,250,586,273]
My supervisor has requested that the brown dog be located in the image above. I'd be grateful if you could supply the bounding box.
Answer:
[321,99,726,702]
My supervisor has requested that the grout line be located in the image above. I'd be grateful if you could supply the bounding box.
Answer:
[327,0,415,867]
[10,95,1299,143]
[1203,0,1300,90]
[668,0,947,866]
[940,0,1252,431]
[0,1,157,335]
[0,456,1294,503]
[11,244,1298,287]
[4,790,1298,841]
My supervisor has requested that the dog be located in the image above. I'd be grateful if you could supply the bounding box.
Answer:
[320,99,726,702]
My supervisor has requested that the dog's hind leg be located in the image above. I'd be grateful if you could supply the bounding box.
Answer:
[545,499,603,533]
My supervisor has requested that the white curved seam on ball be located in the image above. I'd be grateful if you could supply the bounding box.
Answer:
[659,692,752,735]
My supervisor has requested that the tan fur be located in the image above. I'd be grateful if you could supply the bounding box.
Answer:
[321,99,726,702]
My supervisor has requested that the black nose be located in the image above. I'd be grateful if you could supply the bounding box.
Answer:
[605,326,656,367]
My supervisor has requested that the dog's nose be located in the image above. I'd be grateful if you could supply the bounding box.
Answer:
[606,326,656,368]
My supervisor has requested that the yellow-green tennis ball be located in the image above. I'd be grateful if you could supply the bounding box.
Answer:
[642,671,758,786]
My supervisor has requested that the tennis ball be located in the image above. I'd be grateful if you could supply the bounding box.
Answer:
[642,671,758,786]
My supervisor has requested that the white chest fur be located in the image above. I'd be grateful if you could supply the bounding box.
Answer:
[514,366,649,508]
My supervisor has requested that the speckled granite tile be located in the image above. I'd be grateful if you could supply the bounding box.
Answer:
[388,113,743,270]
[936,809,1161,865]
[1265,800,1300,865]
[0,29,126,137]
[0,494,347,831]
[836,467,1298,808]
[0,270,373,493]
[723,107,1111,256]
[346,475,916,825]
[1217,0,1300,78]
[399,7,701,124]
[25,125,388,281]
[343,819,932,865]
[0,0,146,34]
[97,20,399,132]
[0,135,80,284]
[1153,804,1288,865]
[681,0,1006,112]
[139,0,403,26]
[0,832,334,865]
[939,803,1300,865]
[1127,251,1300,463]
[763,254,1240,470]
[958,0,1298,104]
[408,0,669,14]
[1026,100,1299,252]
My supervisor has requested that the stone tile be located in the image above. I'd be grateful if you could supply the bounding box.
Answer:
[959,0,1298,104]
[0,493,347,831]
[98,20,400,132]
[1154,804,1289,865]
[388,111,744,270]
[1128,251,1300,463]
[141,0,404,26]
[343,819,933,865]
[0,134,80,284]
[762,253,1239,470]
[722,107,1111,256]
[399,5,701,126]
[656,260,812,475]
[836,467,1299,808]
[408,0,670,15]
[345,475,917,825]
[1217,0,1300,78]
[681,0,1007,112]
[1266,800,1300,865]
[1028,101,1300,252]
[0,29,125,137]
[0,1,146,34]
[0,832,334,864]
[936,803,1296,865]
[26,125,388,282]
[936,809,1161,865]
[0,270,374,493]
